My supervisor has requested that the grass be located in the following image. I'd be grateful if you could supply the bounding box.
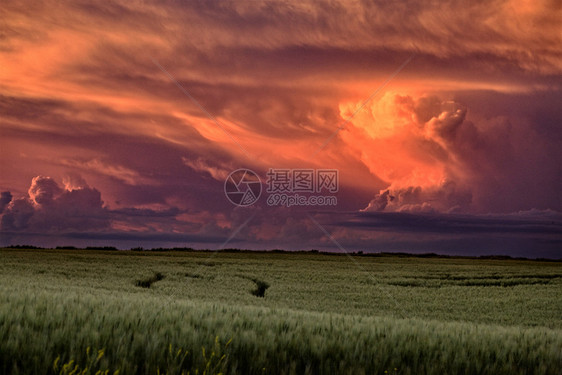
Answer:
[50,337,231,375]
[249,278,270,298]
[135,272,165,288]
[0,248,561,374]
[237,275,270,297]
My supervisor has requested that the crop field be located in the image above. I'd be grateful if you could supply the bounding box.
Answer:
[0,248,561,374]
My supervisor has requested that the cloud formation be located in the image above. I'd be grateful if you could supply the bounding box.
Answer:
[339,92,561,214]
[0,0,560,255]
[0,192,12,214]
[1,176,108,232]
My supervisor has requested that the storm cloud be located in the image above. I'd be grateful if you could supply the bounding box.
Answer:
[0,0,560,256]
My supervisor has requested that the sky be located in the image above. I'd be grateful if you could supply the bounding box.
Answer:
[1,0,561,257]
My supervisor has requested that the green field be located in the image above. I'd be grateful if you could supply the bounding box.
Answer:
[1,248,561,374]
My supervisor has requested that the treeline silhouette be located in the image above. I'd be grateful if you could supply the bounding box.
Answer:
[2,245,560,261]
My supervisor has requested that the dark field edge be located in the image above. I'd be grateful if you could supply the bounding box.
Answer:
[2,245,562,262]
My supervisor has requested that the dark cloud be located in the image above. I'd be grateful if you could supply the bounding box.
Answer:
[110,207,181,218]
[1,198,35,230]
[63,230,227,245]
[338,210,562,236]
[0,176,238,248]
[307,209,562,258]
[0,192,12,214]
[1,177,109,232]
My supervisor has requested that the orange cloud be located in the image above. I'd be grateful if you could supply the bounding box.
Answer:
[1,0,560,253]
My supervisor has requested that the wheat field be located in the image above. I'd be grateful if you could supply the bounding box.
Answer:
[1,248,561,374]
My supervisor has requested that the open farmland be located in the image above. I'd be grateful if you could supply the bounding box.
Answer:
[0,248,561,374]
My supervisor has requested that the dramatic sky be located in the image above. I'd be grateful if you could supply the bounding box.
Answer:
[1,0,561,257]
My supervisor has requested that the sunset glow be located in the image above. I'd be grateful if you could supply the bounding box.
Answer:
[1,0,561,257]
